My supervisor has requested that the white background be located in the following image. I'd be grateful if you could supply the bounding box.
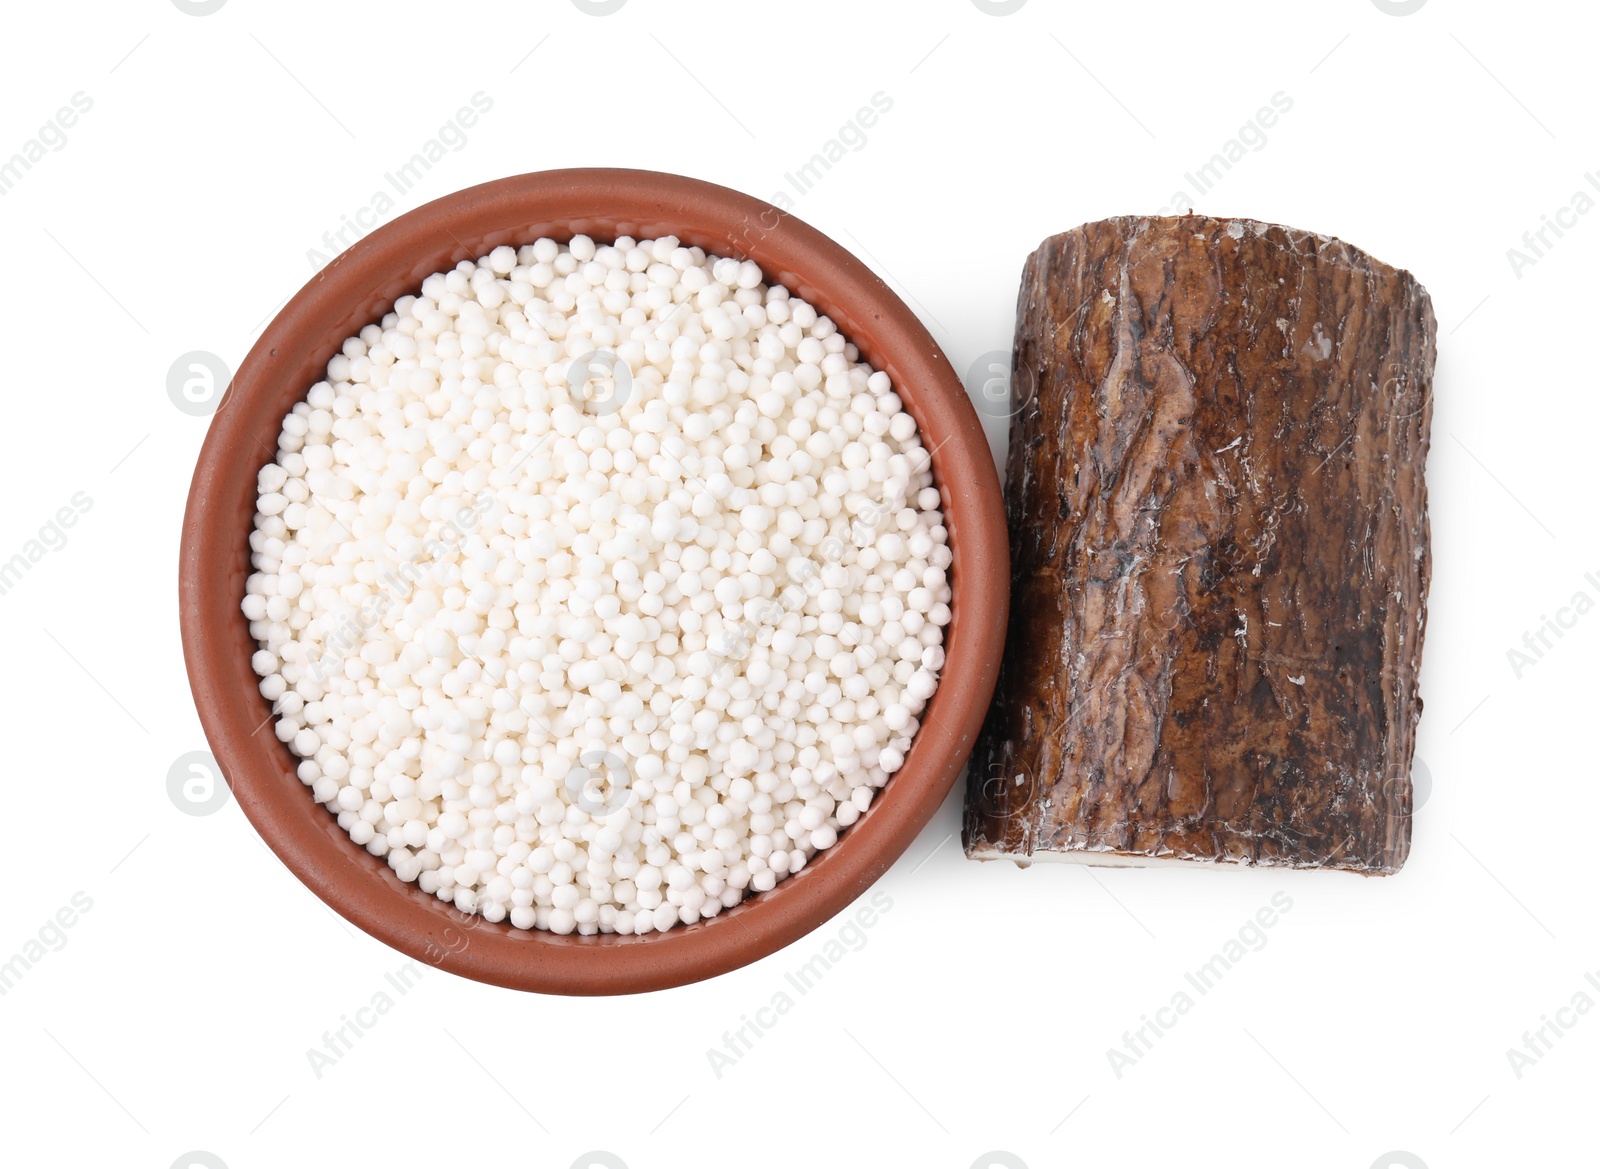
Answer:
[0,1,1590,1167]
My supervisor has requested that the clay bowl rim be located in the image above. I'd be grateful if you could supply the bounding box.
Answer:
[178,167,1008,995]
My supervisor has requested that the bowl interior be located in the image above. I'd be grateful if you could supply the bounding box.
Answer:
[180,169,1007,994]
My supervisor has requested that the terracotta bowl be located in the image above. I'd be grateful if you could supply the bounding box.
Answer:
[179,168,1008,994]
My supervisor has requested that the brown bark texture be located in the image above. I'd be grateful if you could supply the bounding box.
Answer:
[964,216,1434,874]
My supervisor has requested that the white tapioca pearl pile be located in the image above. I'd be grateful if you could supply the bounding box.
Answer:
[243,234,953,935]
